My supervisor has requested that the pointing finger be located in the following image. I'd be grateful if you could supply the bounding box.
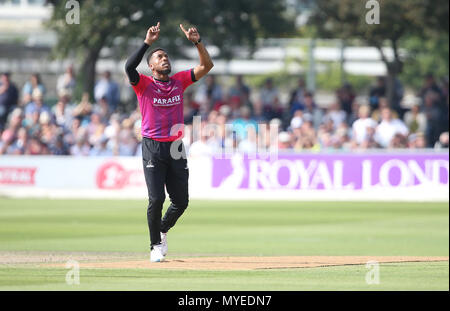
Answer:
[180,24,188,33]
[156,21,160,28]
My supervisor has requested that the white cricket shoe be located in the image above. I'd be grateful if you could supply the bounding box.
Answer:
[150,244,165,262]
[160,232,168,256]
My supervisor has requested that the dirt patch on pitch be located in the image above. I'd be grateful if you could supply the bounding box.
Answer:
[59,256,449,270]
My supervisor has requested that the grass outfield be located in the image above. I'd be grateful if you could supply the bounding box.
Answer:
[0,198,448,290]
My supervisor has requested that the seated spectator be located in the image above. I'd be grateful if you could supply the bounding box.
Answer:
[375,107,409,148]
[390,133,409,149]
[0,72,19,131]
[25,136,49,155]
[94,71,120,112]
[302,92,323,130]
[260,78,282,120]
[48,131,70,155]
[183,91,200,124]
[371,97,398,122]
[336,82,355,116]
[24,89,50,118]
[403,100,427,134]
[408,132,427,149]
[352,105,377,146]
[70,130,91,156]
[57,65,76,98]
[251,100,267,123]
[195,75,223,114]
[90,136,113,156]
[118,118,138,156]
[22,73,46,105]
[369,76,386,111]
[5,126,28,155]
[278,131,293,150]
[323,101,347,130]
[434,132,449,149]
[72,92,93,124]
[423,90,447,147]
[232,106,257,141]
[92,96,112,124]
[288,78,306,115]
[228,75,250,104]
[52,91,75,129]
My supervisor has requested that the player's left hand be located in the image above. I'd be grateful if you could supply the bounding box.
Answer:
[179,24,200,43]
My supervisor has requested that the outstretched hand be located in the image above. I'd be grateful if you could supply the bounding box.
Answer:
[145,22,160,45]
[180,24,200,43]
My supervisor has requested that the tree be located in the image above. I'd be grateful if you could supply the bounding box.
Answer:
[309,0,449,105]
[46,0,295,99]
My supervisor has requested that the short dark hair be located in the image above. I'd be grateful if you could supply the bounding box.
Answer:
[147,48,167,64]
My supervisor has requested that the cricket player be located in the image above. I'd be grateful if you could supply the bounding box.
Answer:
[125,22,214,262]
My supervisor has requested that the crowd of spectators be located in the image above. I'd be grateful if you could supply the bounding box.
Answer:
[0,67,448,157]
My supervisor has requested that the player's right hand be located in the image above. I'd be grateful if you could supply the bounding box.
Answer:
[145,22,160,45]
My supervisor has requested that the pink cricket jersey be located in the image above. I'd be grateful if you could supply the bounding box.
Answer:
[131,69,195,142]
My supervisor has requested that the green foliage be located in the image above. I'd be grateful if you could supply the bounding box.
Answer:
[400,35,449,89]
[45,0,295,95]
[316,63,372,92]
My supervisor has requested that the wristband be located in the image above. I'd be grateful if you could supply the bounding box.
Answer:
[194,37,202,45]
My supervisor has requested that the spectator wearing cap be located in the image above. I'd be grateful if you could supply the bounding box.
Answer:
[278,131,293,150]
[375,107,409,148]
[0,72,19,131]
[351,105,377,147]
[94,71,120,112]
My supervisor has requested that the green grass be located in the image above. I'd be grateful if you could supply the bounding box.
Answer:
[0,262,448,291]
[0,199,448,290]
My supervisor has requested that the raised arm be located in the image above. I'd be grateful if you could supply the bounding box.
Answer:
[125,22,160,85]
[180,24,214,81]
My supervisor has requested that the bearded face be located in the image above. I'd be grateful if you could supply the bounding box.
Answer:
[149,50,171,75]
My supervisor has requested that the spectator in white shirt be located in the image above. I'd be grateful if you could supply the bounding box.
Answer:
[57,65,76,98]
[323,101,347,129]
[375,107,409,148]
[352,105,377,146]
